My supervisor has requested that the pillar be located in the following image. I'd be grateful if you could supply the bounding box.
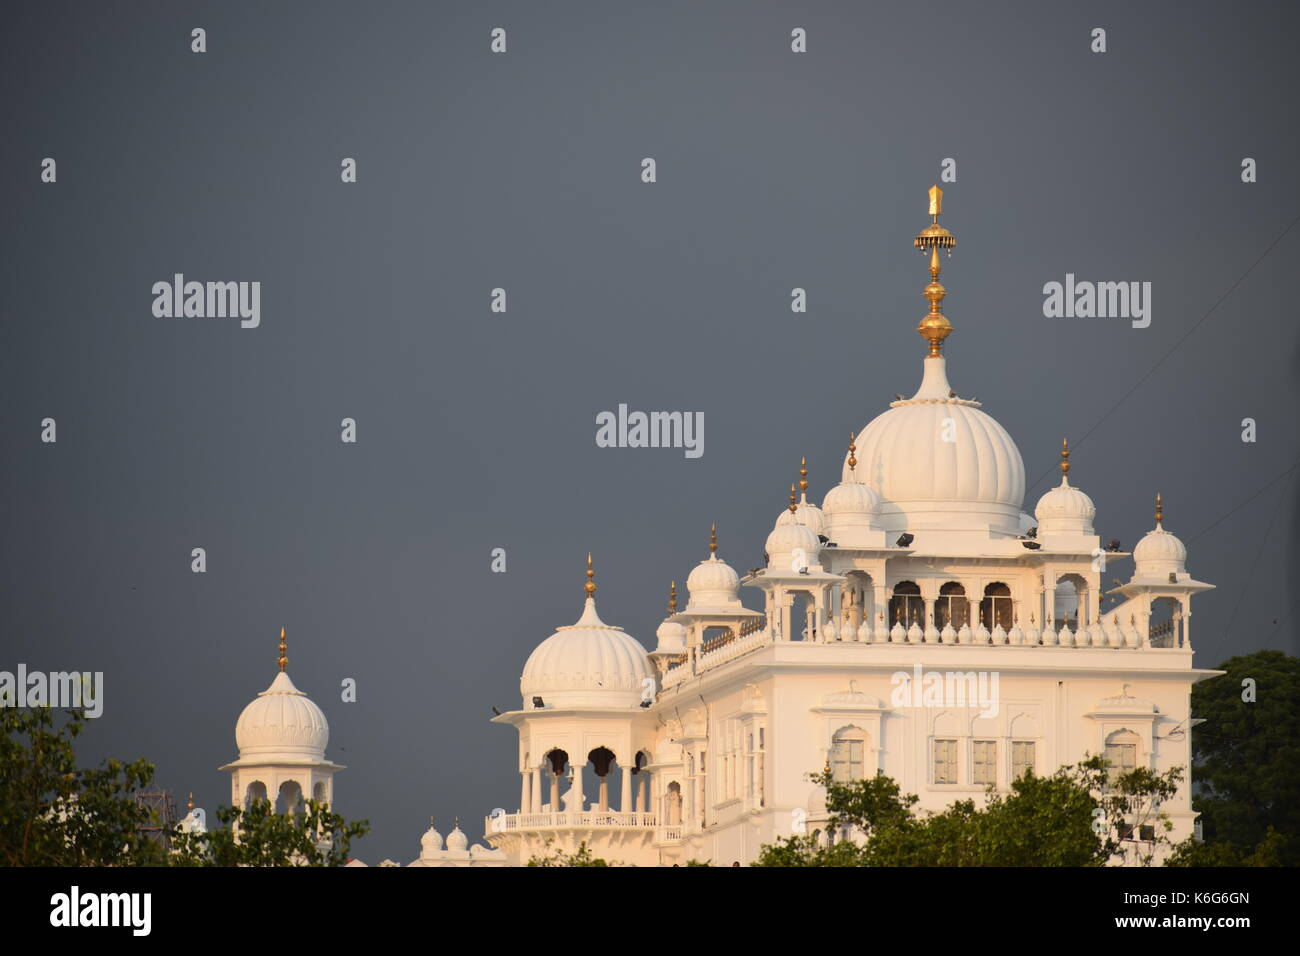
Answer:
[620,765,632,813]
[550,770,561,814]
[571,762,585,815]
[520,771,529,813]
[531,768,542,815]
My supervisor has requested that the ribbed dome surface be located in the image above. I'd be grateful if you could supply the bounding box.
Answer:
[235,671,329,761]
[845,357,1025,534]
[521,599,653,709]
[686,555,742,609]
[1133,526,1187,577]
[765,510,821,570]
[1035,478,1096,535]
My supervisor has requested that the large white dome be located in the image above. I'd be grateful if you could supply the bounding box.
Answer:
[844,356,1025,534]
[235,670,330,762]
[521,598,653,709]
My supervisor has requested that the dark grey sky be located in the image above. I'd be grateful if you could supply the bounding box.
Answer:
[2,0,1297,863]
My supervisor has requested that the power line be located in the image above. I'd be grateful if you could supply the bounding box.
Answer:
[1026,210,1300,498]
[1186,458,1300,545]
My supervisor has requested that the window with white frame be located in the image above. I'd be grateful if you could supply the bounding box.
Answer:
[1011,740,1036,780]
[972,740,997,786]
[933,738,958,784]
[1104,729,1139,783]
[831,727,868,782]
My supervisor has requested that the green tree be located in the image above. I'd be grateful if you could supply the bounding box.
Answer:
[1,708,163,866]
[170,798,368,867]
[754,758,1182,867]
[526,838,610,866]
[1186,649,1300,865]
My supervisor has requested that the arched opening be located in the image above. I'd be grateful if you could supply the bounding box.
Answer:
[979,583,1013,631]
[841,571,873,637]
[243,780,268,809]
[275,780,303,814]
[889,581,924,627]
[701,624,735,654]
[935,581,968,630]
[665,781,683,826]
[544,749,569,814]
[630,750,651,815]
[1148,596,1181,647]
[1054,573,1088,629]
[312,781,328,808]
[588,747,616,813]
[830,726,868,782]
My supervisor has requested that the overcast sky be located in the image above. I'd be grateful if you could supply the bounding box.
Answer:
[2,0,1297,863]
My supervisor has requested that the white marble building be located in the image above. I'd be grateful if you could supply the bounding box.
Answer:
[482,187,1218,866]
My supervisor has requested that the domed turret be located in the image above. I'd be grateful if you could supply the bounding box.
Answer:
[234,628,329,762]
[845,187,1026,535]
[421,820,445,855]
[823,432,882,546]
[446,821,469,852]
[1133,494,1188,578]
[654,582,687,654]
[520,555,654,710]
[765,486,821,571]
[1035,440,1096,537]
[685,525,743,611]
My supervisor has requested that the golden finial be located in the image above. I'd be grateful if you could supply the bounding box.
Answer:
[848,431,857,472]
[277,627,288,672]
[1060,439,1070,478]
[914,185,957,357]
[799,457,809,495]
[1155,493,1163,528]
[585,553,596,597]
[788,484,798,513]
[187,792,194,812]
[668,581,678,614]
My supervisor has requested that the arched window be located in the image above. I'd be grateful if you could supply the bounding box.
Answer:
[666,782,682,825]
[889,581,925,627]
[830,727,868,782]
[979,583,1013,630]
[1104,729,1140,783]
[244,780,268,809]
[935,581,968,629]
[1054,573,1087,629]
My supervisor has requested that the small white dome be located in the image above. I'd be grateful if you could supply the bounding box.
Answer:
[823,480,881,517]
[520,598,654,709]
[235,670,329,762]
[446,825,468,852]
[1133,526,1187,577]
[1035,477,1096,536]
[765,509,821,571]
[794,496,826,537]
[654,618,687,653]
[421,825,444,854]
[686,555,741,610]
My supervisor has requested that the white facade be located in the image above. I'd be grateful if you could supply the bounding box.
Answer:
[483,187,1219,866]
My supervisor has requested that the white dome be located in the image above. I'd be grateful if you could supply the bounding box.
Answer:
[845,356,1026,534]
[1133,526,1187,578]
[794,496,826,537]
[765,509,821,571]
[520,598,654,709]
[1035,477,1096,536]
[235,670,329,762]
[686,555,742,610]
[822,480,881,517]
[446,825,468,852]
[654,618,687,653]
[421,825,444,854]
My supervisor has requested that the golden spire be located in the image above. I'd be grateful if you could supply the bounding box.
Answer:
[848,431,858,472]
[799,456,809,495]
[709,523,718,554]
[668,581,677,614]
[914,184,957,356]
[585,553,596,597]
[1060,439,1071,478]
[788,484,798,513]
[1155,492,1164,528]
[277,627,288,672]
[187,792,195,812]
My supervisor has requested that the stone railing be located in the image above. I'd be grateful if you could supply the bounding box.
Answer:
[485,811,656,833]
[656,826,683,844]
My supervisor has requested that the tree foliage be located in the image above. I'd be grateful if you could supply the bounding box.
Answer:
[170,798,368,867]
[754,757,1183,867]
[526,838,610,866]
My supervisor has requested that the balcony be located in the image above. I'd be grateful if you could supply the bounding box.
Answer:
[485,811,656,834]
